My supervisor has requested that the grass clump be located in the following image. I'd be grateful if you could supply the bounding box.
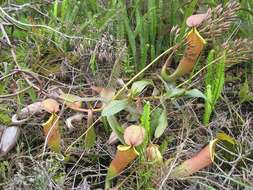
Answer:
[0,0,252,190]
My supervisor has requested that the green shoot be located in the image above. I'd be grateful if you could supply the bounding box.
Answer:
[203,50,226,125]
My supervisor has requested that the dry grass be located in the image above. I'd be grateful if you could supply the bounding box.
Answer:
[0,1,252,190]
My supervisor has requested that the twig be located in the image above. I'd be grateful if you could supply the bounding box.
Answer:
[0,7,94,40]
[0,70,19,81]
[114,46,176,99]
[0,86,32,98]
[5,3,49,18]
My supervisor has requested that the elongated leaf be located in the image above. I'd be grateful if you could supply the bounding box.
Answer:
[134,3,149,70]
[165,88,185,98]
[239,81,253,103]
[0,113,11,125]
[205,49,216,86]
[216,132,236,145]
[203,50,225,125]
[150,107,163,135]
[140,102,151,149]
[213,52,225,104]
[131,80,153,96]
[154,109,168,138]
[85,126,96,150]
[107,116,124,144]
[203,50,216,125]
[148,0,157,45]
[0,106,11,125]
[102,99,129,116]
[42,113,61,153]
[185,89,206,99]
[27,88,37,102]
[239,81,249,103]
[89,53,97,75]
[53,0,58,17]
[61,0,68,20]
[203,85,212,125]
[59,93,83,110]
[85,110,96,150]
[59,93,82,103]
[120,1,136,67]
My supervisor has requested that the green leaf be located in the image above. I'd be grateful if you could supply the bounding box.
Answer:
[207,186,217,190]
[61,0,68,20]
[216,132,236,145]
[102,99,129,117]
[140,102,151,149]
[131,80,153,96]
[151,107,163,135]
[164,88,185,98]
[53,0,58,17]
[27,88,37,102]
[125,104,140,122]
[203,50,225,125]
[0,113,11,125]
[85,126,96,150]
[106,116,124,144]
[185,89,206,99]
[203,85,213,125]
[205,49,216,86]
[120,1,136,68]
[160,136,174,155]
[154,109,168,138]
[213,51,225,104]
[17,80,25,108]
[148,0,157,45]
[239,80,253,103]
[0,105,12,125]
[141,102,151,135]
[89,53,97,75]
[135,3,149,70]
[85,110,96,150]
[59,93,82,103]
[239,81,249,102]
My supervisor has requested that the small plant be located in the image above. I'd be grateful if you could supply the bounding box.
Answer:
[203,50,226,125]
[0,1,252,189]
[101,74,206,188]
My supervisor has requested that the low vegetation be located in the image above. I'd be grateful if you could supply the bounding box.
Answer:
[0,0,252,189]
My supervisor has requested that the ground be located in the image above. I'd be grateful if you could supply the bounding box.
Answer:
[0,1,252,190]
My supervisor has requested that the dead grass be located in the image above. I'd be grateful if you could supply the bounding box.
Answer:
[0,1,252,190]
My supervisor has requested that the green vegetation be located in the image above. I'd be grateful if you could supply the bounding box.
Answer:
[0,0,252,189]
